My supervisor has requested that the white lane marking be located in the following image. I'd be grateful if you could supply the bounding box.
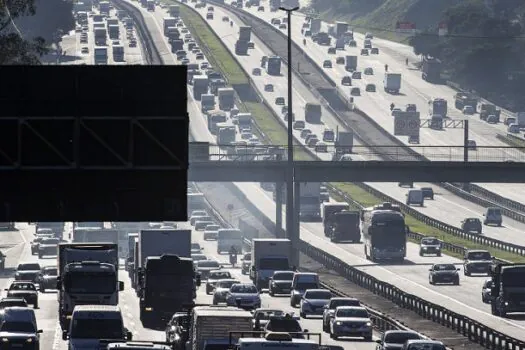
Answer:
[52,322,62,350]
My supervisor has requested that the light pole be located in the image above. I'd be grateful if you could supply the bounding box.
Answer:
[279,6,299,249]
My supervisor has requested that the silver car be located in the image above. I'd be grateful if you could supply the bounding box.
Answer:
[226,283,261,310]
[330,306,372,341]
[212,279,240,305]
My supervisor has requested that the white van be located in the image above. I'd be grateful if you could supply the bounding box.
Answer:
[0,307,42,346]
[217,228,243,254]
[63,305,132,348]
[290,272,320,307]
[406,189,424,206]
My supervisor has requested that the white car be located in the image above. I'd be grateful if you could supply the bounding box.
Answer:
[462,105,475,115]
[212,279,240,305]
[330,306,372,340]
[300,289,331,318]
[203,224,220,240]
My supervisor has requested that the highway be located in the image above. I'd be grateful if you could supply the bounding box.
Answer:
[126,0,525,339]
[179,3,525,254]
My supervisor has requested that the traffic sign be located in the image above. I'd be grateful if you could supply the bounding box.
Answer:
[394,111,420,136]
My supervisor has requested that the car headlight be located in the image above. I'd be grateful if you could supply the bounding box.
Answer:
[26,338,33,343]
[1,338,8,342]
[366,322,372,326]
[335,321,342,325]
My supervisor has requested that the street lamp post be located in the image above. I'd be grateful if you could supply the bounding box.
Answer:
[279,6,299,253]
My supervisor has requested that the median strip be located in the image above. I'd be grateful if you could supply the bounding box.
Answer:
[174,0,525,263]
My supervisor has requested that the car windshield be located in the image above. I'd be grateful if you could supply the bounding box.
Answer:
[43,268,58,275]
[0,321,35,333]
[0,300,27,308]
[198,260,220,268]
[192,255,206,261]
[434,264,456,271]
[468,251,491,260]
[330,299,360,308]
[70,318,123,339]
[10,283,36,291]
[217,280,239,288]
[255,310,283,320]
[17,264,40,271]
[384,332,421,344]
[209,271,231,279]
[206,225,220,231]
[41,239,59,244]
[273,272,294,280]
[304,291,331,299]
[242,253,251,260]
[191,243,201,250]
[336,308,368,318]
[231,284,257,293]
[421,238,439,245]
[407,344,445,350]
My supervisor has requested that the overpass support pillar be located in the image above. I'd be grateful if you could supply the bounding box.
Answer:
[291,181,300,268]
[275,182,283,238]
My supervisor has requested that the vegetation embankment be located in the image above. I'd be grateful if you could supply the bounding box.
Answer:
[177,0,525,263]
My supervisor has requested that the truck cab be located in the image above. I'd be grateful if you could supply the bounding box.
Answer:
[490,264,525,317]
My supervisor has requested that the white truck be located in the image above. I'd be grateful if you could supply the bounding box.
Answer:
[250,238,292,290]
[57,243,123,330]
[299,183,321,220]
[384,73,402,94]
[190,306,253,350]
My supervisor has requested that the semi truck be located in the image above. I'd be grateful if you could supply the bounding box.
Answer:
[217,125,236,145]
[421,56,442,83]
[455,92,478,111]
[164,17,177,36]
[490,263,525,317]
[480,103,501,121]
[345,55,357,72]
[384,73,401,94]
[99,1,110,14]
[235,40,249,55]
[335,22,348,38]
[201,94,216,112]
[108,24,119,40]
[94,28,107,46]
[322,202,350,236]
[333,130,353,159]
[250,238,292,290]
[266,56,281,76]
[305,103,322,123]
[239,26,251,41]
[189,306,253,350]
[310,18,321,34]
[169,4,180,17]
[57,243,122,329]
[193,75,210,100]
[171,39,184,52]
[94,47,108,65]
[299,183,321,220]
[218,88,235,110]
[113,45,124,62]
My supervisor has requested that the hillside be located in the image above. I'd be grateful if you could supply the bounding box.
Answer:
[307,0,525,111]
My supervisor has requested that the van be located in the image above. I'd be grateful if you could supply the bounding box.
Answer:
[406,189,424,206]
[483,207,502,226]
[290,273,320,307]
[217,229,243,254]
[63,305,132,346]
[0,307,42,346]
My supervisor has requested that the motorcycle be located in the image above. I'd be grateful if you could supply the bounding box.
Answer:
[390,103,395,111]
[303,39,306,45]
[230,21,233,26]
[385,64,388,72]
[229,253,238,267]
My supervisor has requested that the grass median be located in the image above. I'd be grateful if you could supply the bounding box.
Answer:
[175,0,525,263]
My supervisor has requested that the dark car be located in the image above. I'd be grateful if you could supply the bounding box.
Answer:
[398,182,413,188]
[463,250,492,276]
[461,218,482,234]
[241,252,251,275]
[0,298,28,310]
[38,237,59,258]
[206,270,232,294]
[428,264,460,285]
[371,47,379,54]
[481,278,494,304]
[196,260,221,280]
[15,263,41,283]
[165,312,190,347]
[5,282,38,308]
[36,266,58,292]
[419,237,441,257]
[421,187,434,200]
[375,330,422,350]
[265,315,304,339]
[269,271,294,296]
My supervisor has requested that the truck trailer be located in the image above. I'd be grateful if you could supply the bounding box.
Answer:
[250,238,293,290]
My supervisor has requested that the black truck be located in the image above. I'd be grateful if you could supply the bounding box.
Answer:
[322,203,360,242]
[138,254,200,329]
[490,263,525,317]
[421,56,442,83]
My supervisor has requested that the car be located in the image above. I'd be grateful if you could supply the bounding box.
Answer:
[252,309,284,331]
[0,307,42,346]
[284,112,295,122]
[36,266,58,292]
[275,97,285,105]
[112,40,120,46]
[196,53,204,60]
[300,129,312,138]
[371,47,379,54]
[420,187,434,200]
[238,252,251,275]
[212,279,240,305]
[408,135,420,144]
[406,104,417,112]
[365,84,376,92]
[196,260,222,279]
[481,278,494,304]
[364,67,374,75]
[306,136,319,147]
[348,40,357,47]
[292,120,305,130]
[391,107,402,116]
[463,105,475,115]
[200,62,209,69]
[226,283,261,309]
[191,243,202,254]
[165,312,190,347]
[0,298,28,310]
[315,142,328,153]
[206,270,232,294]
[191,254,207,265]
[375,330,422,350]
[264,314,304,338]
[195,219,214,231]
[206,12,213,20]
[35,228,53,236]
[360,49,369,55]
[38,237,59,258]
[222,16,229,21]
[257,6,264,11]
[300,289,331,318]
[339,154,353,161]
[129,40,137,47]
[252,67,261,76]
[350,87,360,96]
[428,264,460,285]
[484,207,502,226]
[279,23,287,29]
[80,37,88,43]
[81,47,89,54]
[398,182,413,188]
[327,47,336,54]
[419,237,441,257]
[190,210,208,225]
[461,217,482,234]
[487,114,499,124]
[404,340,446,350]
[322,297,361,332]
[341,76,352,86]
[181,58,190,65]
[468,139,477,150]
[323,60,332,68]
[5,282,38,308]
[268,271,294,296]
[352,71,361,79]
[335,56,345,64]
[15,263,41,282]
[463,249,492,276]
[264,84,274,92]
[30,235,53,255]
[203,224,220,240]
[329,306,372,340]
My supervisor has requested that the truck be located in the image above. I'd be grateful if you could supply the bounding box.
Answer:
[480,103,501,121]
[421,56,442,83]
[207,110,227,134]
[35,222,64,237]
[335,22,348,38]
[108,24,119,40]
[99,1,110,15]
[126,232,138,273]
[167,26,180,41]
[335,37,345,50]
[201,94,216,112]
[329,210,360,243]
[94,28,107,46]
[455,92,478,111]
[266,56,281,76]
[140,0,147,7]
[515,112,525,127]
[428,98,447,118]
[171,39,184,53]
[164,17,177,36]
[94,47,108,65]
[299,183,321,220]
[490,263,525,317]
[310,18,321,34]
[107,18,119,28]
[235,40,249,55]
[237,113,252,132]
[315,32,330,45]
[345,55,357,72]
[305,103,321,123]
[210,79,227,95]
[116,10,126,19]
[250,238,292,290]
[384,73,401,94]
[218,87,235,110]
[269,0,281,12]
[334,130,353,158]
[239,26,251,41]
[0,222,15,230]
[73,228,119,245]
[363,39,372,49]
[322,202,350,235]
[147,0,155,11]
[193,75,210,100]
[113,45,124,62]
[169,4,180,17]
[56,243,122,329]
[189,306,253,350]
[217,125,236,145]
